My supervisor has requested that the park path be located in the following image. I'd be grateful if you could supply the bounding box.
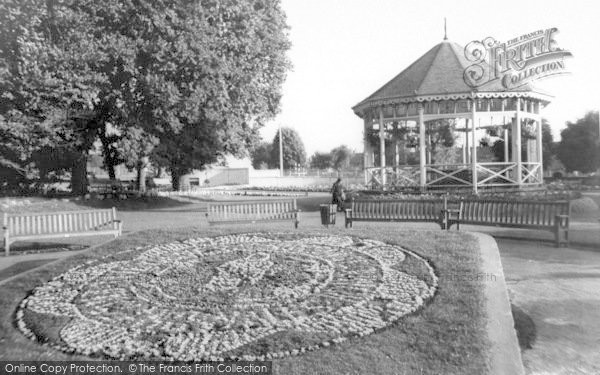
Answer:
[498,238,600,375]
[1,203,599,374]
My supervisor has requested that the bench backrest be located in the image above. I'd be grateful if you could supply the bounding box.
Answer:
[206,199,298,223]
[459,199,570,227]
[3,208,119,237]
[351,199,444,221]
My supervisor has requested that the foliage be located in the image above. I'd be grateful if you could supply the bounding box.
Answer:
[432,146,462,165]
[330,145,353,171]
[309,152,332,169]
[117,127,159,192]
[570,196,599,214]
[0,0,107,193]
[540,119,555,169]
[349,152,363,170]
[557,111,600,173]
[251,142,274,169]
[152,123,224,190]
[0,0,291,193]
[490,119,555,170]
[270,127,306,169]
[479,136,491,147]
[427,119,456,149]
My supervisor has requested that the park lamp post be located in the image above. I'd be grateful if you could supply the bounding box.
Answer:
[279,124,284,177]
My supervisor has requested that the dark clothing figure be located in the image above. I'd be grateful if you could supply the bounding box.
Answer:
[331,178,345,211]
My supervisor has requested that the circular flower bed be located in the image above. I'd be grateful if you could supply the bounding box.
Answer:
[18,233,437,360]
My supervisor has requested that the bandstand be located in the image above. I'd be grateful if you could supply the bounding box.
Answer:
[353,38,551,193]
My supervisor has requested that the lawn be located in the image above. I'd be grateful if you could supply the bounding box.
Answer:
[0,223,490,375]
[0,259,58,283]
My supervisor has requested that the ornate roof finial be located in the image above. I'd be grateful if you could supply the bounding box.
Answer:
[444,18,448,40]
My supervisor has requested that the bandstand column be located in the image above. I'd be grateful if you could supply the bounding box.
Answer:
[503,128,509,163]
[363,115,374,185]
[513,98,523,185]
[461,119,467,164]
[462,132,467,164]
[471,100,478,194]
[378,106,386,187]
[464,120,470,163]
[418,104,426,188]
[536,103,543,181]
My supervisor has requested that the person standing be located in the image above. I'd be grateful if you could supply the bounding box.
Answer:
[330,178,345,211]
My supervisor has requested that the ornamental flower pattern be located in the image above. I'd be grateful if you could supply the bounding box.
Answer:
[19,234,437,360]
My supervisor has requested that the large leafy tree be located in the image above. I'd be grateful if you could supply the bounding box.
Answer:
[124,0,290,188]
[557,111,600,173]
[1,0,290,193]
[270,127,306,169]
[0,0,107,193]
[152,123,223,190]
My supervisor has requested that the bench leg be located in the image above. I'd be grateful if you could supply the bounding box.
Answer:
[554,215,569,247]
[554,229,569,247]
[4,238,9,257]
[344,210,352,228]
[295,220,299,229]
[438,218,446,230]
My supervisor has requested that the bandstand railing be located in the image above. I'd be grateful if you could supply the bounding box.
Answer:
[366,162,543,190]
[365,166,420,189]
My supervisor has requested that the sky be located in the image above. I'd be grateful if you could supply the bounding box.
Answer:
[260,0,600,156]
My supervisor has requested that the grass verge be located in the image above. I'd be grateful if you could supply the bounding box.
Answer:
[0,259,57,283]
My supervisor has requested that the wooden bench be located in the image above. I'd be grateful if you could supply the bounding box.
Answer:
[344,199,448,229]
[3,208,123,256]
[206,199,300,228]
[344,197,570,247]
[459,198,570,246]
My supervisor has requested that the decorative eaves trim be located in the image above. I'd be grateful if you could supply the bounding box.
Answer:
[352,91,553,117]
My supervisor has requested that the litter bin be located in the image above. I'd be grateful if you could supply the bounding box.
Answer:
[320,204,337,227]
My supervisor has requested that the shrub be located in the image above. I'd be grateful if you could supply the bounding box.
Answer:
[570,197,599,214]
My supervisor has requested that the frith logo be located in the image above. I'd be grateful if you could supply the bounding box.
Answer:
[463,28,572,90]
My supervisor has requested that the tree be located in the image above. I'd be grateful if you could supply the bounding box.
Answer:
[541,119,555,169]
[427,119,456,154]
[557,111,600,173]
[490,119,556,170]
[349,152,364,170]
[118,127,159,193]
[251,142,274,169]
[309,152,332,169]
[270,127,306,169]
[152,122,225,191]
[0,0,108,193]
[330,145,353,171]
[1,0,291,193]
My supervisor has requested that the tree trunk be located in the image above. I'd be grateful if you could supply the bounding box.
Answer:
[137,157,148,194]
[99,131,119,181]
[71,153,88,195]
[107,164,116,180]
[170,167,181,191]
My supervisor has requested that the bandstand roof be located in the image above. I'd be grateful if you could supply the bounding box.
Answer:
[353,40,552,117]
